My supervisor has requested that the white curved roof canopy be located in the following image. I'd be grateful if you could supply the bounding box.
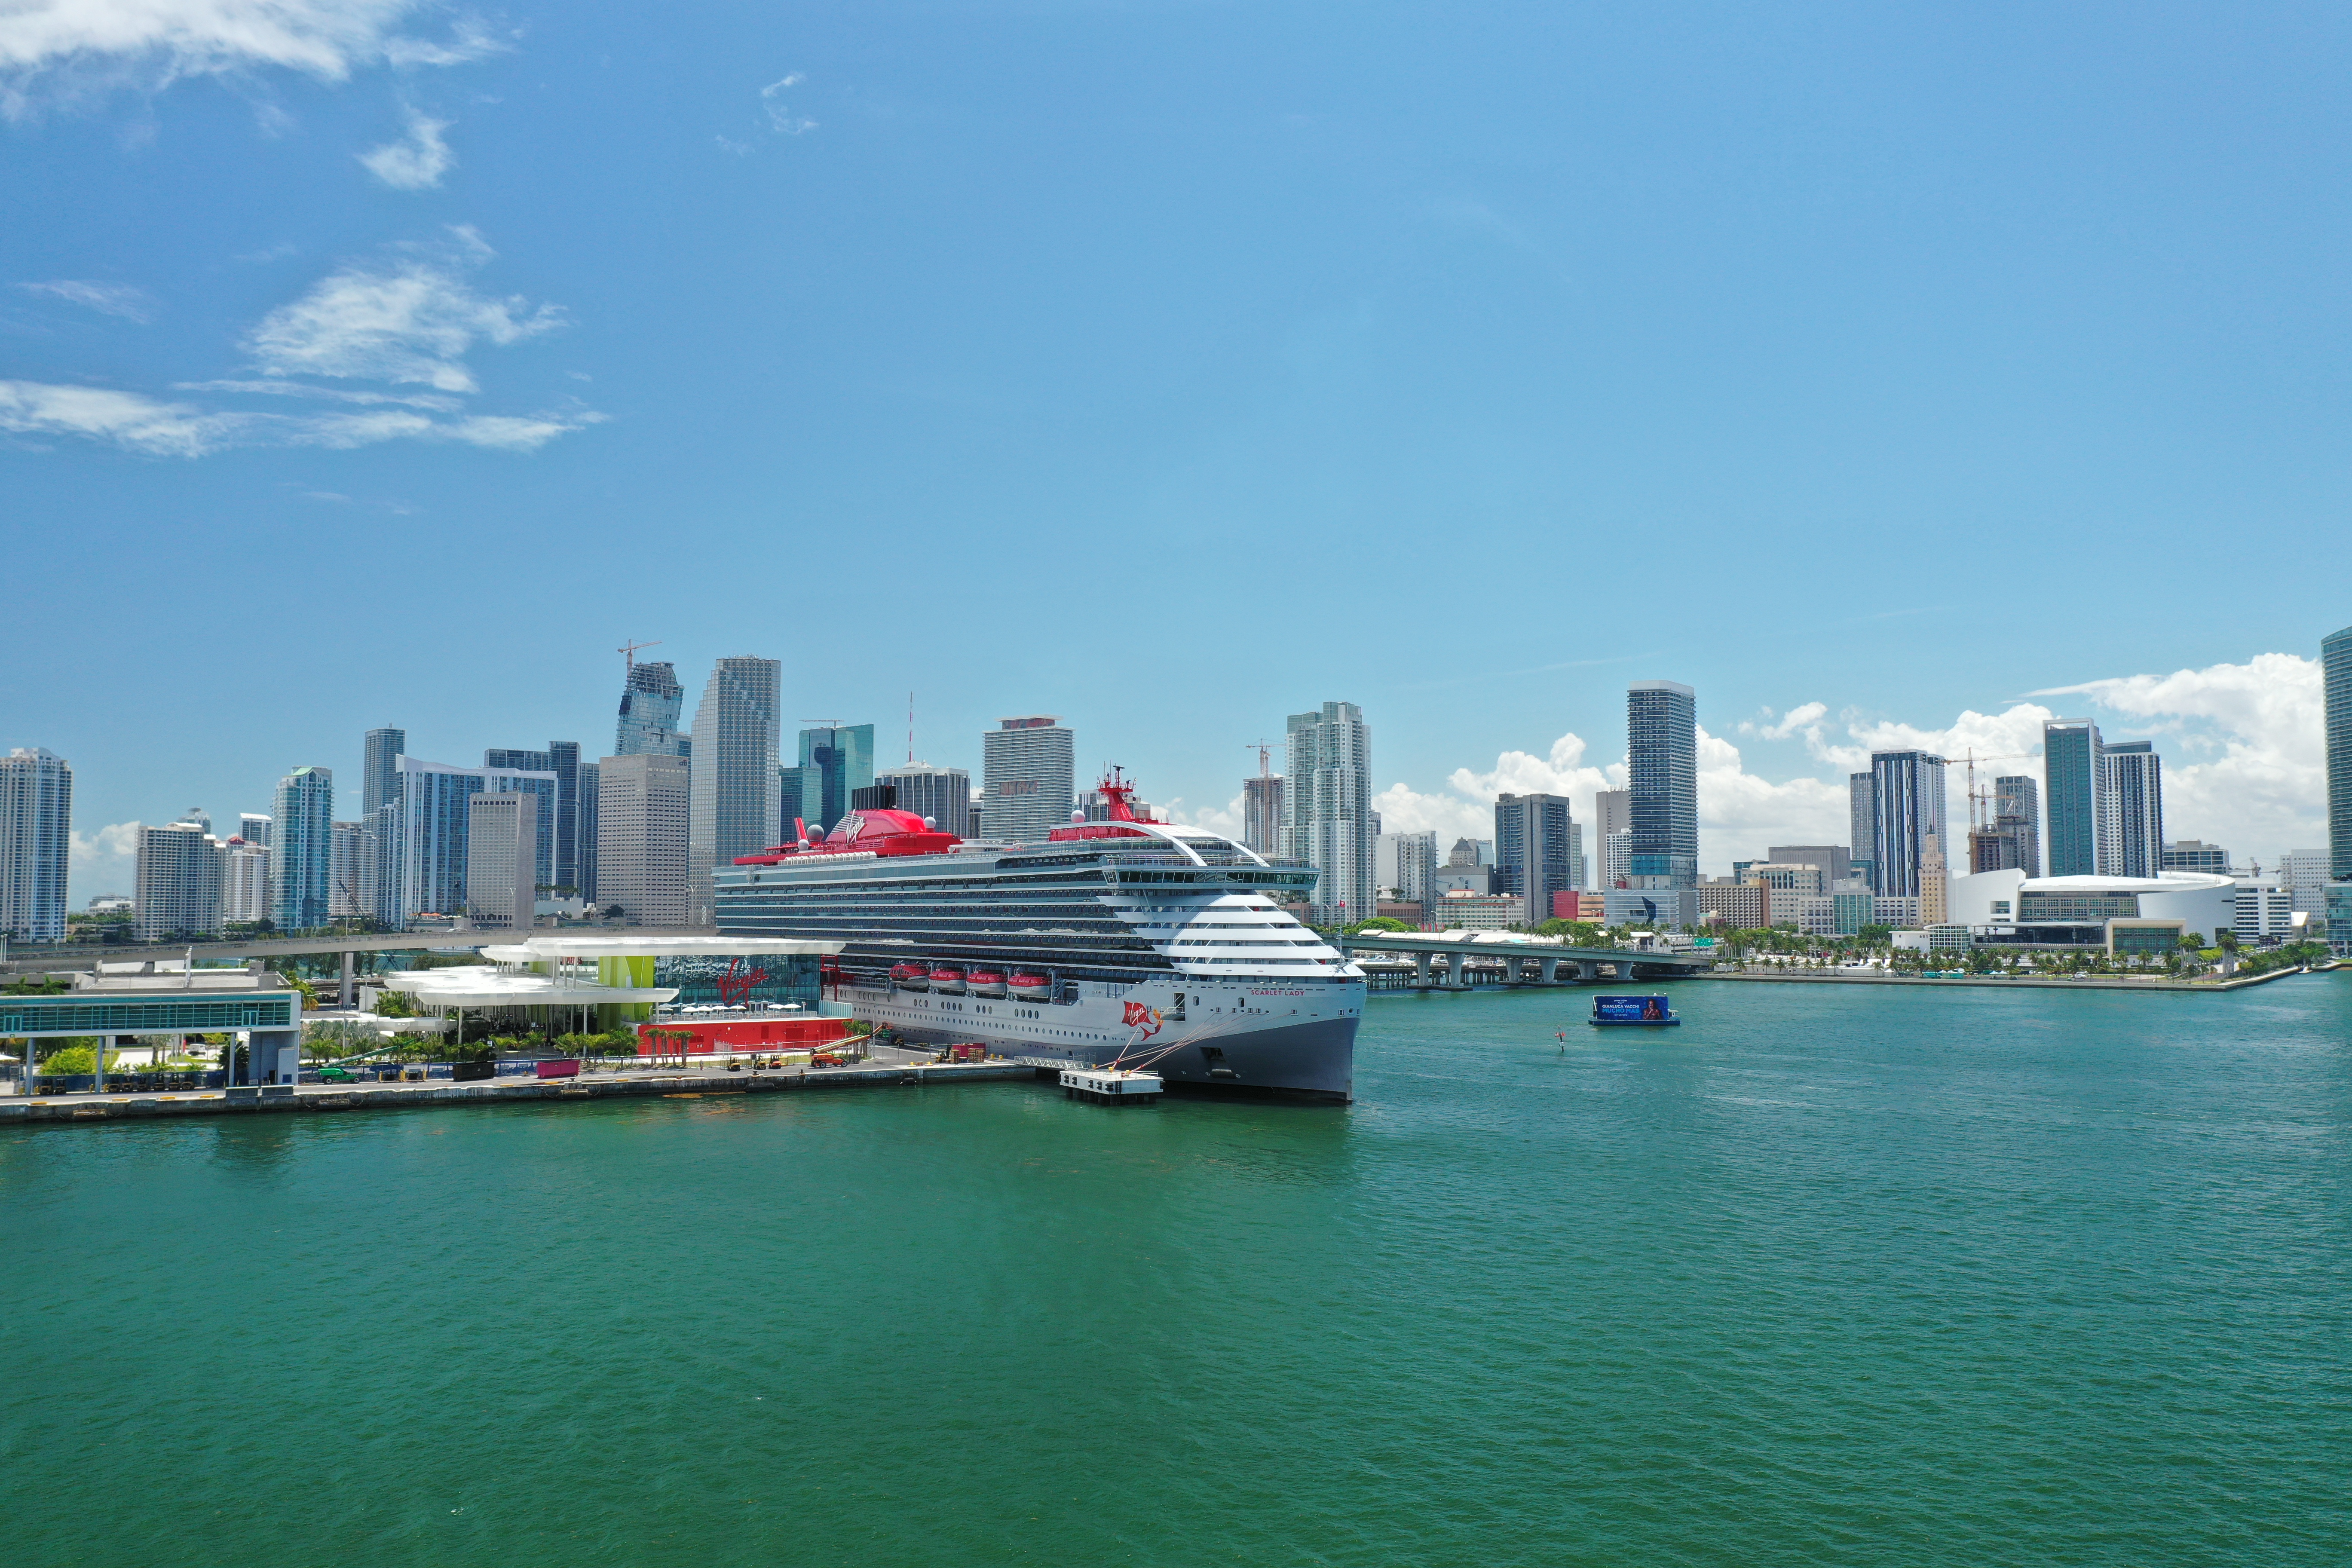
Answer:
[483,935,843,960]
[382,967,678,1009]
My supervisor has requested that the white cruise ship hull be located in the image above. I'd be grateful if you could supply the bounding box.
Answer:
[833,974,1361,1101]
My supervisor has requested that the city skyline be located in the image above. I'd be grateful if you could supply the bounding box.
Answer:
[30,639,2343,905]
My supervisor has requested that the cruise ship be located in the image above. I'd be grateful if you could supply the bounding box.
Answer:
[711,772,1363,1101]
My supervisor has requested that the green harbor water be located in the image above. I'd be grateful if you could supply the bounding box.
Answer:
[6,977,2349,1566]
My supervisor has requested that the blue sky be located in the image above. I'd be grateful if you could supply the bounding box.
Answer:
[6,1,2348,894]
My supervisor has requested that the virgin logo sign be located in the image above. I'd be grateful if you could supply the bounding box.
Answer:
[715,959,769,1007]
[1122,1001,1164,1038]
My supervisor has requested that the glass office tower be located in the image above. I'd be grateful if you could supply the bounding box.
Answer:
[1627,681,1697,888]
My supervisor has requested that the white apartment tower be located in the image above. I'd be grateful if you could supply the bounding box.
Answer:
[0,747,73,942]
[135,818,224,940]
[1282,701,1375,926]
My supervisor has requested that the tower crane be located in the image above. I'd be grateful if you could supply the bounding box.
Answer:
[1243,739,1280,777]
[619,639,662,669]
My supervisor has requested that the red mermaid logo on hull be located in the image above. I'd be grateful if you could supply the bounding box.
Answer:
[1122,1001,1164,1039]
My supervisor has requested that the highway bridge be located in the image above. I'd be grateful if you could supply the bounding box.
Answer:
[0,928,717,976]
[1338,929,1712,989]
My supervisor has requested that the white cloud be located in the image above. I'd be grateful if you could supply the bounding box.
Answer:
[177,376,464,411]
[16,278,154,320]
[1368,653,2328,879]
[1161,793,1246,839]
[0,1,502,116]
[1695,726,1851,853]
[761,71,814,134]
[0,377,600,455]
[2035,654,2325,860]
[9,231,594,457]
[1738,700,1826,743]
[68,820,141,899]
[1367,732,1624,845]
[0,380,230,456]
[357,106,452,188]
[244,228,563,393]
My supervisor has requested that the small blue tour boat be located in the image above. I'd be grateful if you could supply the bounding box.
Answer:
[1588,994,1679,1027]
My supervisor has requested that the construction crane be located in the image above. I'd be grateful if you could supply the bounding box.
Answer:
[1243,739,1280,777]
[619,639,662,669]
[1958,749,2034,833]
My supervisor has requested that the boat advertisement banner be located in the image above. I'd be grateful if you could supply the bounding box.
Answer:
[1592,995,1670,1022]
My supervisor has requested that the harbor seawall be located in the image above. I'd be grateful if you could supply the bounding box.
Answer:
[0,1061,1032,1130]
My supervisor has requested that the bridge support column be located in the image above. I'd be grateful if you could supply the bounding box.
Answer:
[1413,952,1432,987]
[1577,961,1600,982]
[1539,958,1562,985]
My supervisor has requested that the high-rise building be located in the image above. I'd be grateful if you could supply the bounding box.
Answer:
[1994,775,2041,878]
[486,743,582,894]
[687,657,781,923]
[2324,623,2352,882]
[329,821,374,920]
[576,762,600,903]
[135,819,223,940]
[1919,834,1949,927]
[1868,751,1948,899]
[2043,718,2106,878]
[982,717,1076,844]
[616,661,689,759]
[1281,701,1375,925]
[1627,681,1697,888]
[362,727,406,818]
[2279,848,2331,914]
[1494,793,1577,928]
[2161,840,2232,876]
[367,802,402,928]
[1241,774,1284,854]
[466,793,539,930]
[597,753,691,926]
[1767,846,1852,888]
[876,763,971,836]
[1848,773,1876,890]
[794,724,875,836]
[222,840,272,925]
[1379,830,1438,906]
[0,747,73,942]
[394,757,559,920]
[1592,789,1632,888]
[238,813,272,849]
[271,765,334,931]
[2103,741,2163,879]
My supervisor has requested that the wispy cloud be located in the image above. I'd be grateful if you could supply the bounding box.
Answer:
[761,71,815,135]
[16,279,154,321]
[357,105,453,188]
[243,227,565,394]
[0,379,598,456]
[5,227,599,458]
[0,0,507,117]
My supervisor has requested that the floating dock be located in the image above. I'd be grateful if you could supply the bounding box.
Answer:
[1059,1067,1164,1105]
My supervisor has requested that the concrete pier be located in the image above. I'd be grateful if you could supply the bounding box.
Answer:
[0,1058,1031,1130]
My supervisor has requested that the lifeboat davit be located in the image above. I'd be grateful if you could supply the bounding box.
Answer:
[968,968,1008,998]
[929,966,967,995]
[891,962,928,991]
[1008,970,1052,1001]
